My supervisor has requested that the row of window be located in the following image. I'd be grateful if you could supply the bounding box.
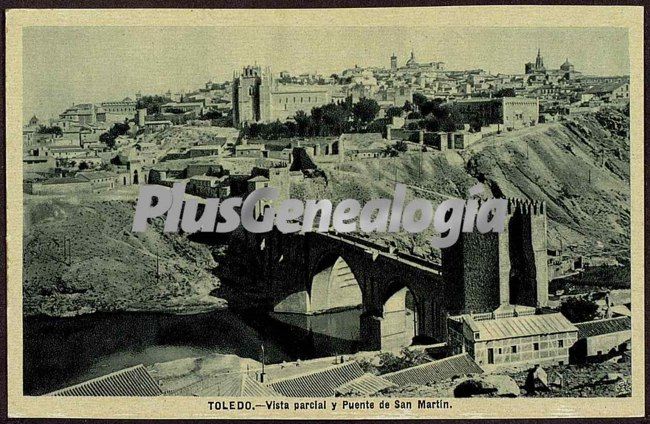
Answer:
[486,340,566,364]
[495,339,565,356]
[276,96,322,104]
[504,101,537,106]
[103,108,135,113]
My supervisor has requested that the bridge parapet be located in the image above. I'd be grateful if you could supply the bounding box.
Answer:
[319,232,442,274]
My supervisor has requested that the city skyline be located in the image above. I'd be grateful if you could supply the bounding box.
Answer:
[23,26,629,121]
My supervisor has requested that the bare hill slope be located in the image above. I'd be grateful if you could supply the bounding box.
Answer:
[23,194,224,317]
[320,109,629,258]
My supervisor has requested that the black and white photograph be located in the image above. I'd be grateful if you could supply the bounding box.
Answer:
[5,6,644,420]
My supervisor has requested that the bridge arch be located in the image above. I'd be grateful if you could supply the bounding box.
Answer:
[379,281,422,351]
[273,250,364,315]
[308,252,363,314]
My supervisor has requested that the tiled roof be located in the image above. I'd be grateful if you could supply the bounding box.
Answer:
[168,373,281,397]
[267,361,364,397]
[335,373,396,396]
[382,354,483,387]
[466,312,578,342]
[584,83,627,94]
[609,304,632,317]
[248,176,270,182]
[76,171,117,181]
[46,365,162,396]
[576,316,631,339]
[48,146,86,151]
[339,133,384,148]
[145,120,173,125]
[41,177,88,185]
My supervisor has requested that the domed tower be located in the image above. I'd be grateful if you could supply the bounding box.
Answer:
[406,50,417,68]
[560,58,574,73]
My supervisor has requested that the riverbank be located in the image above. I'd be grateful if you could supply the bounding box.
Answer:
[23,309,293,395]
[23,195,225,317]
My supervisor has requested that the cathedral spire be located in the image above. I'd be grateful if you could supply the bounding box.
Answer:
[535,48,544,70]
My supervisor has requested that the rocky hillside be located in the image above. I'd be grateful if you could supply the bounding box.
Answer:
[376,361,631,398]
[23,194,224,317]
[317,109,630,259]
[463,109,629,257]
[147,126,236,152]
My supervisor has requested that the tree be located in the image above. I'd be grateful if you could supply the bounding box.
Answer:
[352,98,380,130]
[412,92,428,108]
[375,348,431,374]
[422,115,442,132]
[78,161,89,170]
[136,95,172,114]
[406,121,421,130]
[419,98,445,118]
[294,110,312,137]
[99,132,116,149]
[440,108,464,132]
[37,125,63,137]
[213,109,234,127]
[99,122,130,149]
[494,88,516,98]
[382,140,408,157]
[315,103,351,136]
[394,140,408,152]
[386,106,404,119]
[559,297,600,323]
[201,110,222,120]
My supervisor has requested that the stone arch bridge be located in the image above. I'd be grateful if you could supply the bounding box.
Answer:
[242,230,447,351]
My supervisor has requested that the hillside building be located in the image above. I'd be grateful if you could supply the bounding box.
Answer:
[232,65,332,127]
[447,306,578,371]
[580,82,630,103]
[100,98,137,123]
[448,97,539,130]
[571,316,631,363]
[403,50,445,71]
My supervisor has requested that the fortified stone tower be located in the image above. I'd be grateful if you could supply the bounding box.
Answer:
[506,198,548,308]
[441,198,548,315]
[232,65,272,127]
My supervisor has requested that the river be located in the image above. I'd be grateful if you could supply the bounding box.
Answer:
[23,308,363,395]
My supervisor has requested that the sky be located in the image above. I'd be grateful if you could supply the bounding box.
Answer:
[23,26,629,122]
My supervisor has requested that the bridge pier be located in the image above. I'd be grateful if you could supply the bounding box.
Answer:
[360,312,383,351]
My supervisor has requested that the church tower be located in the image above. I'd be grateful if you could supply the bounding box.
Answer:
[232,65,269,127]
[390,52,397,71]
[534,48,545,72]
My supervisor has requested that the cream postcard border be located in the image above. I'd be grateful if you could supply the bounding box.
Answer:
[5,6,645,419]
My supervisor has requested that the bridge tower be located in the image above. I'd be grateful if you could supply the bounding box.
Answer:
[441,198,548,316]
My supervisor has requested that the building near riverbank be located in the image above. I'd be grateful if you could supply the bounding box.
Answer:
[46,364,162,396]
[571,316,631,363]
[167,372,281,397]
[382,353,483,386]
[447,307,578,371]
